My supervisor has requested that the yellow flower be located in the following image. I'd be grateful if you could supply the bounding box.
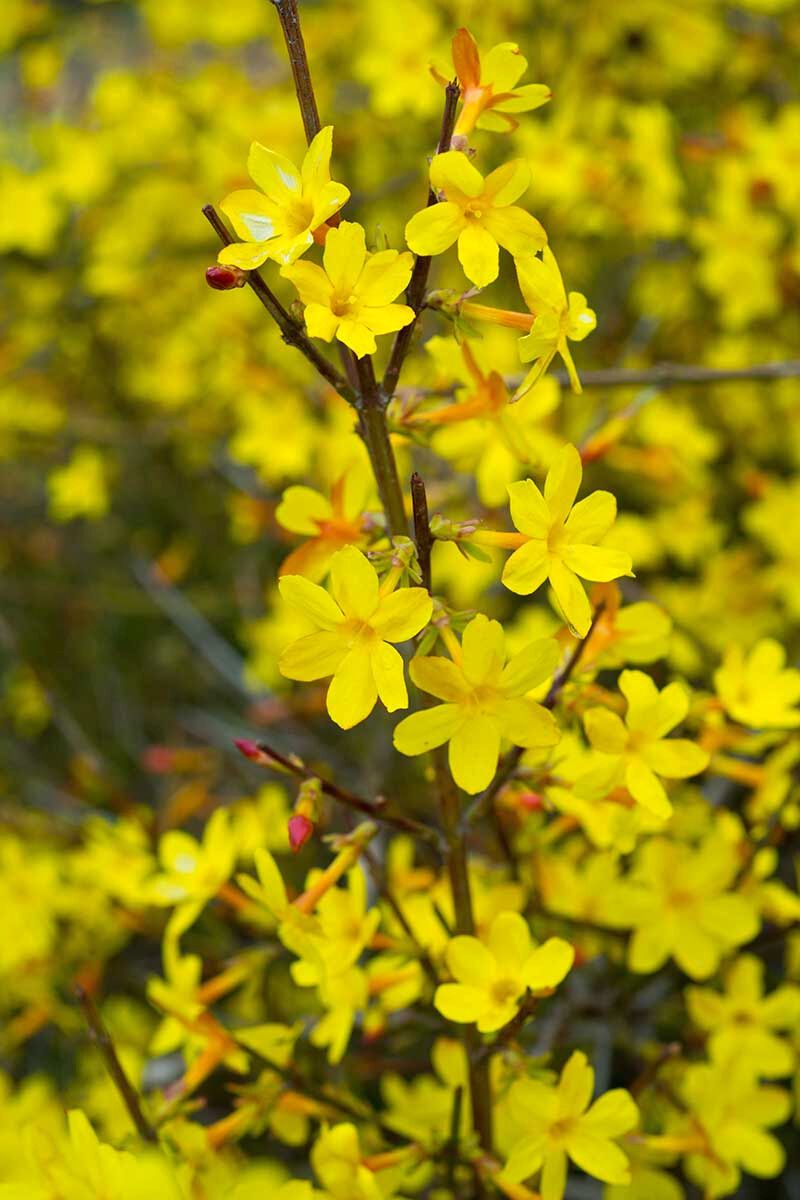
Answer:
[433,27,551,137]
[686,953,800,1077]
[281,221,415,357]
[581,670,709,819]
[434,911,573,1032]
[714,638,800,728]
[404,151,546,288]
[276,465,374,582]
[504,1051,639,1197]
[622,835,760,980]
[475,443,632,637]
[218,125,349,269]
[279,545,432,729]
[393,613,560,793]
[514,247,597,396]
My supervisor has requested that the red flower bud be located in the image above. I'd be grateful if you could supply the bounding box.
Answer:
[288,813,315,853]
[206,264,247,290]
[519,791,544,812]
[141,745,176,774]
[234,738,261,761]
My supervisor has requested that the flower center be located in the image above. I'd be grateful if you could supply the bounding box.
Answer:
[465,200,485,220]
[490,977,520,1007]
[285,197,314,235]
[547,523,567,553]
[331,293,358,317]
[549,1116,577,1144]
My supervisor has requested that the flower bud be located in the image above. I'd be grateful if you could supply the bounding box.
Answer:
[288,813,315,853]
[206,264,247,290]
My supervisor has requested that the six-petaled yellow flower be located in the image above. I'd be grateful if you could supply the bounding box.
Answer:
[393,613,560,792]
[279,545,432,729]
[433,27,552,136]
[282,220,415,357]
[581,669,709,819]
[714,638,800,729]
[218,125,349,269]
[514,247,597,396]
[405,151,546,287]
[504,1050,639,1197]
[434,911,573,1032]
[474,443,632,636]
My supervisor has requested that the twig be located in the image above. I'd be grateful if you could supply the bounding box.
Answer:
[445,1085,464,1194]
[75,985,158,1143]
[201,205,356,404]
[410,472,433,592]
[246,740,442,847]
[270,0,321,143]
[407,359,800,400]
[463,602,606,827]
[382,81,460,400]
[354,355,408,537]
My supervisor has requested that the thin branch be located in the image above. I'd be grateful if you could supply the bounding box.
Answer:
[354,355,408,537]
[445,1085,464,1194]
[410,472,433,592]
[244,740,442,847]
[463,602,606,827]
[75,985,158,1143]
[382,81,460,400]
[270,0,321,144]
[202,205,356,404]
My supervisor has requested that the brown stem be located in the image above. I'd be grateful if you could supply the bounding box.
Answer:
[75,985,158,1143]
[270,0,321,143]
[476,991,539,1064]
[382,80,460,400]
[250,740,441,847]
[202,205,356,404]
[354,354,408,537]
[410,474,493,1155]
[410,472,433,592]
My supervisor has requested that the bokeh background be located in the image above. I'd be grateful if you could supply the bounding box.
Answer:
[2,1,800,1191]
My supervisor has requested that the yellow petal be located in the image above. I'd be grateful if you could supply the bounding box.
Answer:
[508,478,550,537]
[643,738,708,779]
[503,1133,547,1184]
[561,544,632,582]
[523,936,574,990]
[544,443,582,524]
[310,180,350,228]
[372,588,433,642]
[447,934,494,985]
[217,241,271,269]
[457,223,499,288]
[483,159,530,206]
[557,1050,593,1117]
[356,249,414,306]
[220,188,280,243]
[567,1130,631,1185]
[629,920,673,974]
[567,292,597,341]
[279,630,347,681]
[563,491,616,543]
[405,201,464,255]
[281,260,334,306]
[303,302,340,342]
[651,680,691,736]
[409,655,470,702]
[461,613,505,685]
[515,252,564,314]
[370,641,408,712]
[276,485,331,535]
[336,318,376,358]
[481,42,528,91]
[326,645,377,729]
[548,559,592,637]
[434,983,487,1024]
[248,142,301,200]
[279,574,344,628]
[500,637,561,694]
[329,545,379,621]
[584,707,628,754]
[502,539,549,595]
[625,758,672,819]
[496,698,560,748]
[540,1148,568,1200]
[300,124,333,192]
[430,150,484,198]
[582,1089,639,1137]
[323,220,366,293]
[448,713,502,793]
[393,703,464,755]
[358,303,415,335]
